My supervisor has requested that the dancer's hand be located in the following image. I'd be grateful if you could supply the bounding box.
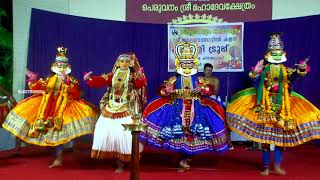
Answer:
[59,71,71,85]
[166,85,175,94]
[26,69,38,83]
[295,57,309,71]
[59,71,67,81]
[195,85,201,92]
[83,71,93,81]
[253,60,264,74]
[136,67,144,77]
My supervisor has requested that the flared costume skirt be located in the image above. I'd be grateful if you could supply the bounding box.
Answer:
[2,94,98,146]
[226,87,320,147]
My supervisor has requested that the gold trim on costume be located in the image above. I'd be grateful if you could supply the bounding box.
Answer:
[297,68,307,76]
[249,71,259,79]
[3,111,96,147]
[170,89,201,100]
[227,115,320,147]
[164,76,177,86]
[91,150,132,162]
[101,108,130,119]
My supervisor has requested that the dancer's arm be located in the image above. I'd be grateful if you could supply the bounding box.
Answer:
[84,71,112,88]
[132,69,147,89]
[67,77,81,99]
[158,76,176,96]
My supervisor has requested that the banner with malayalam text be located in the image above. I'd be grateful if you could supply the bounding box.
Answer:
[168,23,244,72]
[126,0,272,24]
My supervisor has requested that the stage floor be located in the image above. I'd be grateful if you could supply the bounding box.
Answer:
[0,144,319,180]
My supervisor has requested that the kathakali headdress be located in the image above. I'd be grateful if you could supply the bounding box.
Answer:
[112,53,143,73]
[51,47,72,75]
[174,41,199,76]
[264,32,287,64]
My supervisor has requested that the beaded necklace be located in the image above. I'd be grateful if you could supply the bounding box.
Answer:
[108,68,130,111]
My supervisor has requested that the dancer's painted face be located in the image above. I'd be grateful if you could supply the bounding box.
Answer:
[176,62,198,76]
[271,50,284,61]
[265,50,287,64]
[51,62,71,75]
[56,62,68,73]
[118,59,131,70]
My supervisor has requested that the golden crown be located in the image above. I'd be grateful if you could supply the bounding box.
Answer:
[174,41,199,62]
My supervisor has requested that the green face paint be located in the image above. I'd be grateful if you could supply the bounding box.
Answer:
[271,50,283,61]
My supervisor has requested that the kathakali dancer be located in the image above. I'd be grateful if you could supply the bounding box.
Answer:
[2,47,98,167]
[84,53,147,173]
[226,33,320,175]
[141,41,230,172]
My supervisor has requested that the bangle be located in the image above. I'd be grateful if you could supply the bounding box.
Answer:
[249,71,259,78]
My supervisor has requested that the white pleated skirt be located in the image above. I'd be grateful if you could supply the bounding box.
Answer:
[91,115,142,162]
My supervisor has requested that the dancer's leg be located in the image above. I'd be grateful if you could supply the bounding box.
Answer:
[274,146,286,175]
[260,143,270,176]
[49,144,64,168]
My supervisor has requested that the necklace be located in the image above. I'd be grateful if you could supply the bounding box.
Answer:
[182,76,192,89]
[108,68,130,111]
[114,71,128,90]
[270,64,281,87]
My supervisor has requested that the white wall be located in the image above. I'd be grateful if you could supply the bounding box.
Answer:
[273,0,320,19]
[12,0,125,101]
[69,0,125,21]
[13,0,70,101]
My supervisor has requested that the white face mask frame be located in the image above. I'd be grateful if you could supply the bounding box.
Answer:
[51,63,71,75]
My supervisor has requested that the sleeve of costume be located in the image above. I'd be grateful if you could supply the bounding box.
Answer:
[200,84,215,97]
[28,78,46,90]
[85,73,113,88]
[249,71,261,81]
[68,77,81,99]
[287,67,307,82]
[197,77,214,97]
[132,73,147,89]
[157,76,177,97]
[248,70,262,88]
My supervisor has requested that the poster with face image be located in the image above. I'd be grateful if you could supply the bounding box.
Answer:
[168,23,244,72]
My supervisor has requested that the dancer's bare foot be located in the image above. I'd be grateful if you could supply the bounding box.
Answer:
[115,160,125,173]
[177,168,187,173]
[260,168,270,176]
[49,158,63,168]
[115,167,124,173]
[274,165,286,175]
[178,159,191,173]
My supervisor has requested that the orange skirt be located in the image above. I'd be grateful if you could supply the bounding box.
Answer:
[226,87,320,147]
[2,94,98,146]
